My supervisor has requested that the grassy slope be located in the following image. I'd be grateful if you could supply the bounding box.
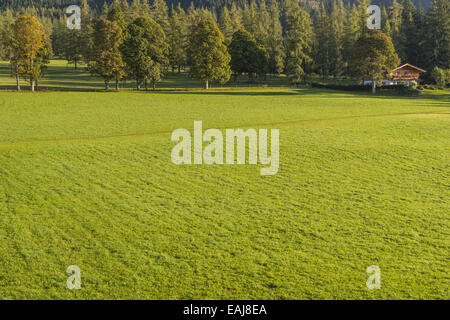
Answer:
[0,87,448,299]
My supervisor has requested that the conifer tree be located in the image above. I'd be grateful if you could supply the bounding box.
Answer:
[197,8,216,22]
[219,6,233,44]
[80,0,94,64]
[381,5,391,35]
[0,8,14,60]
[242,0,258,36]
[255,0,270,44]
[343,4,360,75]
[398,0,418,63]
[284,0,313,84]
[267,0,285,75]
[64,29,84,69]
[357,0,370,34]
[88,19,125,91]
[111,0,129,13]
[151,0,170,34]
[421,0,449,70]
[186,2,197,29]
[413,2,425,67]
[107,6,127,31]
[388,0,404,54]
[329,0,345,76]
[168,4,187,72]
[313,1,331,77]
[229,2,243,32]
[129,0,151,21]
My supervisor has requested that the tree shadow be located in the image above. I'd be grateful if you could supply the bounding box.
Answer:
[135,88,351,96]
[0,85,106,92]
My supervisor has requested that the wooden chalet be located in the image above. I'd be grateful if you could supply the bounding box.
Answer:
[389,64,426,82]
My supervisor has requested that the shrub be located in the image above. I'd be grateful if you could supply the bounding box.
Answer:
[430,67,446,87]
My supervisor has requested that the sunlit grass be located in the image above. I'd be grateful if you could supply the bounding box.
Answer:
[0,71,448,299]
[0,59,293,91]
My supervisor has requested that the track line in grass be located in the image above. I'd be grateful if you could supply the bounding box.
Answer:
[0,110,448,147]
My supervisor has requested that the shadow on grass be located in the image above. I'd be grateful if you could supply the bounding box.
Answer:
[137,88,450,100]
[0,85,105,92]
[135,87,376,96]
[1,86,448,106]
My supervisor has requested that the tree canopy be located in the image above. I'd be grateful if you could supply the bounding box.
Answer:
[122,16,168,90]
[88,18,125,90]
[350,29,400,93]
[188,18,231,89]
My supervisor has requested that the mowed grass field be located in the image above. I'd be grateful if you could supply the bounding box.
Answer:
[0,63,449,299]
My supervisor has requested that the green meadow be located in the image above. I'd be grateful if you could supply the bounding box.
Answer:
[0,60,294,90]
[0,61,449,299]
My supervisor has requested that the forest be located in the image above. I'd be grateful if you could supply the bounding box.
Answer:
[0,0,448,91]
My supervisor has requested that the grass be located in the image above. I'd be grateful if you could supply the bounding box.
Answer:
[0,60,294,91]
[0,61,449,300]
[0,59,362,91]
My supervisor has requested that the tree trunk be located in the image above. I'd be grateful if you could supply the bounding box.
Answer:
[75,59,78,70]
[15,72,20,91]
[137,80,140,91]
[152,82,156,91]
[178,65,181,73]
[36,79,39,91]
[29,57,34,92]
[145,80,148,91]
[105,80,109,91]
[205,80,209,90]
[115,79,119,91]
[372,80,376,94]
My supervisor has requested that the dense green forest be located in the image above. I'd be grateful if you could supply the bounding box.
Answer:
[0,0,435,10]
[0,0,448,91]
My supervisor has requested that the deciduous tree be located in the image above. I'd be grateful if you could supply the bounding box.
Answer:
[350,29,400,93]
[11,16,47,91]
[122,16,168,90]
[188,19,231,89]
[229,29,268,81]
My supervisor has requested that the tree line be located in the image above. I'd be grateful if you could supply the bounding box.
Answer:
[0,0,448,92]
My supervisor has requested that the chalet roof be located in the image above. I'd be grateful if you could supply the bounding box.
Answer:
[391,63,426,73]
